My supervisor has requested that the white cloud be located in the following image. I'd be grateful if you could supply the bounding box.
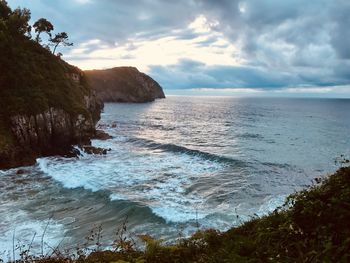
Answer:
[188,15,219,33]
[65,15,241,71]
[276,85,350,94]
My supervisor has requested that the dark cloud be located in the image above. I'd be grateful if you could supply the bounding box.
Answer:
[149,58,348,90]
[329,0,350,59]
[8,0,350,92]
[148,59,287,89]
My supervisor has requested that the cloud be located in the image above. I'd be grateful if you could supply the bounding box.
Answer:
[166,85,350,97]
[329,0,350,59]
[7,0,350,95]
[63,20,240,71]
[148,58,347,91]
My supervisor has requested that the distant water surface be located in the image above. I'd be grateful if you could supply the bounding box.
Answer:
[1,96,350,257]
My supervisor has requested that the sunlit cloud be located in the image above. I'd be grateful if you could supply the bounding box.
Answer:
[65,15,241,71]
[7,0,350,96]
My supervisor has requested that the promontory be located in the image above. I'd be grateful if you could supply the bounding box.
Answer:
[85,67,165,103]
[0,2,102,169]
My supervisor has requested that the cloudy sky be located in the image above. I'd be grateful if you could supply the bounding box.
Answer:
[8,0,350,97]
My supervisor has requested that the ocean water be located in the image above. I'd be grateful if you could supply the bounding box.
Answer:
[1,96,350,258]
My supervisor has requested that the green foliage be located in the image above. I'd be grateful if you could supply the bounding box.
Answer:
[0,1,91,157]
[50,32,73,54]
[0,0,11,20]
[135,166,350,262]
[0,2,88,117]
[33,18,54,42]
[6,6,31,38]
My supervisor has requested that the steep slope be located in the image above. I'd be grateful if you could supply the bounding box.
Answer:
[0,2,102,169]
[85,67,165,103]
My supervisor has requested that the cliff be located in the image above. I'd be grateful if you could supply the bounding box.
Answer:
[0,2,102,169]
[85,67,166,103]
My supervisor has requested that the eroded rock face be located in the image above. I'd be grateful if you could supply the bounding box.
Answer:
[0,94,102,169]
[85,67,165,103]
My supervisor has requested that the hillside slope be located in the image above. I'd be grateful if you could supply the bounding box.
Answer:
[85,67,165,103]
[0,1,102,169]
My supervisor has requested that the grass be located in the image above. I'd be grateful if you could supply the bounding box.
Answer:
[2,165,349,263]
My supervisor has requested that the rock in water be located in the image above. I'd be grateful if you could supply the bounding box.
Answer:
[85,67,166,103]
[80,145,108,155]
[95,130,113,140]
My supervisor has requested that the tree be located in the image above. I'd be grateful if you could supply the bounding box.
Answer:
[33,18,53,43]
[0,0,12,20]
[49,32,73,54]
[6,6,31,38]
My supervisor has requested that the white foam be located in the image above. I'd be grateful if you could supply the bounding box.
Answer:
[73,145,88,158]
[257,195,287,216]
[35,130,289,226]
[0,204,65,260]
[37,138,225,223]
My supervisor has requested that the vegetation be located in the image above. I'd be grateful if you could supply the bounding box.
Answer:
[1,1,349,261]
[0,0,81,113]
[33,18,54,43]
[50,32,73,55]
[2,165,349,262]
[0,0,97,168]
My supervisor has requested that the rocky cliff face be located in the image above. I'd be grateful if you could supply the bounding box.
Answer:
[85,67,165,103]
[0,91,102,169]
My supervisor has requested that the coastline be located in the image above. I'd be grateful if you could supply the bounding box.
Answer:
[1,165,349,262]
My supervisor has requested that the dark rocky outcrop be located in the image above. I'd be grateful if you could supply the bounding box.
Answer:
[80,145,110,155]
[85,67,165,103]
[94,129,113,140]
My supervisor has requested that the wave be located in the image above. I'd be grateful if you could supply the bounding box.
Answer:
[236,133,264,140]
[36,155,217,223]
[127,137,249,167]
[260,161,294,170]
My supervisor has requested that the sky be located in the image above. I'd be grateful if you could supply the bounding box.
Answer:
[7,0,350,97]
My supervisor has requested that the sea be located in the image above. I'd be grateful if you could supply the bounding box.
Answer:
[1,96,350,258]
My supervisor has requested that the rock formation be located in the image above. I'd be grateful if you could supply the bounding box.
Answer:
[0,1,103,169]
[0,70,103,169]
[0,94,102,169]
[85,67,165,103]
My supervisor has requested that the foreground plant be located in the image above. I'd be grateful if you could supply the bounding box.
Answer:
[2,166,349,263]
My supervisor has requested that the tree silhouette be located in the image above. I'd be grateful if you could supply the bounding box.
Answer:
[49,32,73,54]
[33,18,54,43]
[0,0,12,19]
[2,4,32,38]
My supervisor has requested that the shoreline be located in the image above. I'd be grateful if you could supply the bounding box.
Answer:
[1,165,349,262]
